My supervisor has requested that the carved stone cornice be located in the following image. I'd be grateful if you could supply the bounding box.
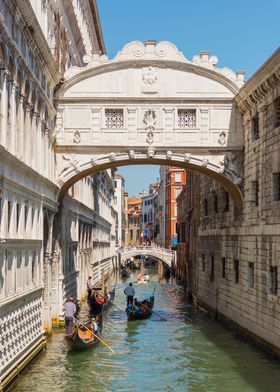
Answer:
[235,47,280,115]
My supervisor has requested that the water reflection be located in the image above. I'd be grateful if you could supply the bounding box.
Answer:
[11,269,280,392]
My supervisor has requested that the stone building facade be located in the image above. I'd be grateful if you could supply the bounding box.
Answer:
[190,48,280,356]
[126,195,142,246]
[0,0,116,388]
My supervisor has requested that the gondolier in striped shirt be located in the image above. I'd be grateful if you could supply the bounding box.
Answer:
[124,283,135,306]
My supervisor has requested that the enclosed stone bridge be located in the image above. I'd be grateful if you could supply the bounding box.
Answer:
[54,40,245,206]
[119,245,176,270]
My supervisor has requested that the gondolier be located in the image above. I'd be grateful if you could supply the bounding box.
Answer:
[63,297,77,336]
[124,282,135,306]
[87,276,93,301]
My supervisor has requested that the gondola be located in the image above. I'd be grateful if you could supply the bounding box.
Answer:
[120,268,130,278]
[126,294,155,321]
[89,288,115,315]
[65,315,102,350]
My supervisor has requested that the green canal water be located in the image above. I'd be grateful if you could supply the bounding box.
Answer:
[11,269,280,392]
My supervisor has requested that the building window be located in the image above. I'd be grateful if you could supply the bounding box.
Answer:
[210,255,214,281]
[202,254,205,272]
[268,266,277,295]
[130,230,133,240]
[224,190,229,212]
[114,180,117,188]
[248,262,254,288]
[272,173,280,201]
[144,213,147,223]
[251,180,259,206]
[105,109,124,128]
[221,257,226,279]
[252,114,259,141]
[16,203,20,232]
[234,259,239,284]
[175,172,182,183]
[204,199,208,216]
[214,194,218,214]
[7,201,11,232]
[181,224,186,242]
[178,109,196,128]
[274,96,280,128]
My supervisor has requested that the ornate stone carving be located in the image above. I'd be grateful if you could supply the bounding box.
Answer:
[128,150,135,159]
[202,158,209,167]
[142,66,158,93]
[73,130,81,144]
[166,151,172,160]
[90,158,97,166]
[61,154,79,174]
[220,153,243,186]
[143,109,156,145]
[184,153,191,162]
[218,131,227,146]
[147,147,155,158]
[109,152,116,161]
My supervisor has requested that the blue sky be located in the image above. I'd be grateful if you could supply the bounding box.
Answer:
[97,0,280,196]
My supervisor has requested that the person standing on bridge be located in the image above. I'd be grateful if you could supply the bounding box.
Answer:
[124,282,135,306]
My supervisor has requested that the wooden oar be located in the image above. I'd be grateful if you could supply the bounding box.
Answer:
[73,317,115,354]
[151,310,167,321]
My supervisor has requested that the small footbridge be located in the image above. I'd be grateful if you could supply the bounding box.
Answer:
[118,245,176,270]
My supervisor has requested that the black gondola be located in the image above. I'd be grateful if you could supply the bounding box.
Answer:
[65,315,102,350]
[89,289,115,315]
[120,268,130,278]
[126,294,155,321]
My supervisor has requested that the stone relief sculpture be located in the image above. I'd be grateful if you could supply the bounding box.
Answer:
[143,109,156,145]
[142,66,158,93]
[128,150,135,159]
[61,154,79,174]
[147,147,155,158]
[218,131,227,146]
[166,151,172,160]
[220,153,243,186]
[73,130,81,144]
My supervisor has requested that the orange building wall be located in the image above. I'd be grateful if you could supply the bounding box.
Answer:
[165,167,187,249]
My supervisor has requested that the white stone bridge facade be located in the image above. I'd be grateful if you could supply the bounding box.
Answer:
[54,40,245,205]
[119,245,176,270]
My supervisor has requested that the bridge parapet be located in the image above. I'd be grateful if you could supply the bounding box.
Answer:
[119,245,176,269]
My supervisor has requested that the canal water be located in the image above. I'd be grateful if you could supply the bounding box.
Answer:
[11,268,280,392]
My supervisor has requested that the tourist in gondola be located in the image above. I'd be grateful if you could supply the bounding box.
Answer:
[63,297,77,336]
[87,275,93,301]
[124,282,135,306]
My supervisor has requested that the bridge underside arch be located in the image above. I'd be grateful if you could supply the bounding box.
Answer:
[57,154,243,206]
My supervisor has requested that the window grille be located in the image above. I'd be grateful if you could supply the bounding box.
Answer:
[105,109,124,128]
[224,190,229,212]
[273,173,280,201]
[221,258,226,279]
[204,199,208,216]
[248,262,254,288]
[210,255,215,281]
[214,194,218,213]
[274,97,280,128]
[202,254,205,272]
[252,114,259,141]
[234,259,239,284]
[178,109,196,128]
[269,266,277,295]
[251,180,259,206]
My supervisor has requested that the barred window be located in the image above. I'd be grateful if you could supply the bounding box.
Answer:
[178,109,196,128]
[273,173,280,201]
[268,266,277,295]
[274,97,280,128]
[105,109,124,128]
[234,259,239,284]
[248,262,254,288]
[202,254,205,272]
[251,180,259,206]
[221,257,226,279]
[252,114,259,141]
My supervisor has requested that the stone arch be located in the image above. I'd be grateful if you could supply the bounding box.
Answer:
[57,152,243,206]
